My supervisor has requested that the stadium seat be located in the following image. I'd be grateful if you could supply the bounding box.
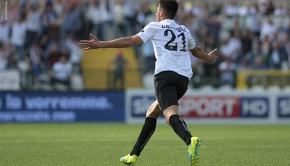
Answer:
[251,85,265,92]
[40,84,53,91]
[17,60,29,72]
[199,85,215,92]
[282,86,290,92]
[217,85,234,92]
[53,83,69,91]
[71,74,84,91]
[267,85,281,92]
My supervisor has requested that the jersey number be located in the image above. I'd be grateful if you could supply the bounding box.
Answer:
[164,29,186,52]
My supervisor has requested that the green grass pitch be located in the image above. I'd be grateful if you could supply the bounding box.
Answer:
[0,123,289,166]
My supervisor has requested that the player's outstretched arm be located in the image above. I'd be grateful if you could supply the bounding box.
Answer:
[79,33,143,50]
[190,46,218,64]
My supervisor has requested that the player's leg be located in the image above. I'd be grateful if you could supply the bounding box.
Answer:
[130,100,161,156]
[154,72,192,145]
[163,104,201,166]
[163,105,192,146]
[120,100,161,165]
[156,71,200,166]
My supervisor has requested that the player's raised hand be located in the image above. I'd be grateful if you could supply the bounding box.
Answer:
[79,33,101,50]
[206,48,218,64]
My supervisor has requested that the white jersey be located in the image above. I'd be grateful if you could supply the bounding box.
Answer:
[137,19,196,78]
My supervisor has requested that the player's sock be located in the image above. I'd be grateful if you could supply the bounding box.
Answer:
[130,117,157,156]
[169,114,192,146]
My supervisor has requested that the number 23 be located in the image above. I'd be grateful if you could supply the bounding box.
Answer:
[164,29,186,52]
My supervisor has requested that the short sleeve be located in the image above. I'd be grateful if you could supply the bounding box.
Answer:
[187,31,196,50]
[137,22,156,43]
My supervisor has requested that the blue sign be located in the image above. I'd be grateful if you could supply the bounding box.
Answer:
[240,97,269,118]
[0,91,125,122]
[277,96,290,118]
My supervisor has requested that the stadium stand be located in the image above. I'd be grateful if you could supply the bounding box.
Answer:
[0,0,289,91]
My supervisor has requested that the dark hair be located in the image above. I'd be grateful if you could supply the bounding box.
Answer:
[159,0,178,19]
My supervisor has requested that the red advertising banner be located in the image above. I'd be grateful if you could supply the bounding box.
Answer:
[179,96,240,118]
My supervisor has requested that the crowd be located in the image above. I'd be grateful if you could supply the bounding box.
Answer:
[0,0,289,89]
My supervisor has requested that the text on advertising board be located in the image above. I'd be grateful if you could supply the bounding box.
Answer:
[179,96,240,118]
[0,92,125,122]
[240,97,269,117]
[277,96,290,117]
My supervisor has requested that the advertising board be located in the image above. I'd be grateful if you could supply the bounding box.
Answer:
[0,91,124,122]
[125,89,288,124]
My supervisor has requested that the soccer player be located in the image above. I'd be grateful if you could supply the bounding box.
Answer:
[79,0,218,165]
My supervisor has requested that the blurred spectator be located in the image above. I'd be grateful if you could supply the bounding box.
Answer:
[246,4,261,37]
[206,15,221,47]
[251,55,267,85]
[209,2,223,16]
[87,0,103,40]
[47,43,62,67]
[0,45,8,70]
[258,0,267,14]
[42,19,61,66]
[219,57,236,87]
[274,2,288,16]
[108,50,128,90]
[61,1,82,39]
[220,31,242,62]
[232,21,241,36]
[29,42,43,83]
[101,0,116,40]
[237,58,251,72]
[114,0,125,37]
[286,41,290,67]
[6,55,18,70]
[136,2,152,31]
[41,2,57,35]
[239,1,251,16]
[0,18,9,44]
[50,55,72,89]
[265,0,275,15]
[46,19,61,44]
[123,0,138,36]
[252,55,267,70]
[260,17,277,42]
[11,16,26,60]
[228,30,242,62]
[241,29,253,55]
[190,52,204,88]
[142,40,155,73]
[54,0,64,18]
[64,35,83,72]
[281,22,290,37]
[220,37,232,58]
[25,3,41,48]
[192,2,204,17]
[261,35,272,64]
[203,34,216,53]
[225,0,239,17]
[7,2,21,25]
[268,41,287,69]
[6,43,18,70]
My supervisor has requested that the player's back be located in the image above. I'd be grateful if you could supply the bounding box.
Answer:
[143,19,195,78]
